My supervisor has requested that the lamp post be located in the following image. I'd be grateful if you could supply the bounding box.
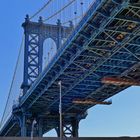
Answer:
[58,81,62,140]
[31,119,37,140]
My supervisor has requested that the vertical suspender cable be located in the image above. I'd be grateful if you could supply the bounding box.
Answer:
[74,0,77,26]
[43,0,76,22]
[80,0,84,17]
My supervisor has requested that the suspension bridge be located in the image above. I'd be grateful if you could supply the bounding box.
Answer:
[0,0,140,137]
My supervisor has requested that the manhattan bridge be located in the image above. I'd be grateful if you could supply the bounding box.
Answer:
[0,0,140,137]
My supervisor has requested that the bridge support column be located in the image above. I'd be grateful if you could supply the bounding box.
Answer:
[19,113,44,137]
[71,118,79,137]
[20,114,27,137]
[55,118,79,137]
[38,118,43,137]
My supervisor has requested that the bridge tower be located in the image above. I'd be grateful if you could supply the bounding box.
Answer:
[21,15,73,95]
[14,15,75,137]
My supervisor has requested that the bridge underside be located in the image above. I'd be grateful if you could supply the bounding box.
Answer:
[1,0,140,137]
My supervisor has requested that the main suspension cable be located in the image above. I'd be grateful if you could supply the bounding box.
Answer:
[0,36,24,128]
[0,0,55,129]
[30,0,54,19]
[43,0,76,22]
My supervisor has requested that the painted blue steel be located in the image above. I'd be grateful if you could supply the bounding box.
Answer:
[25,0,128,110]
[21,17,72,95]
[20,0,102,106]
[1,0,140,136]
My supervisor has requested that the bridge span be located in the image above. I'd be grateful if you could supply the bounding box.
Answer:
[0,0,140,137]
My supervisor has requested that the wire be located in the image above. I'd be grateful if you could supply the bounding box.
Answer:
[0,36,24,129]
[74,0,78,26]
[1,0,55,125]
[80,0,84,17]
[63,1,95,25]
[30,0,54,19]
[62,15,82,25]
[43,0,76,22]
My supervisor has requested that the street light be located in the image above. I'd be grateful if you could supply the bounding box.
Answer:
[31,119,37,140]
[58,81,62,140]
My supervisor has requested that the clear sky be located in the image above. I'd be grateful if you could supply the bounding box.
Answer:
[0,0,140,137]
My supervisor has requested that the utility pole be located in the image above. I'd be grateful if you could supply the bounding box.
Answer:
[58,81,62,140]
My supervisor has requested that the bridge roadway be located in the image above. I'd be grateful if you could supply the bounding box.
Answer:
[1,0,140,137]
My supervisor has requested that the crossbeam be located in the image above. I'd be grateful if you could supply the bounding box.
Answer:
[102,77,140,86]
[73,99,112,105]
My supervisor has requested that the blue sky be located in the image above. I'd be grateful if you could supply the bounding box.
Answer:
[0,0,140,137]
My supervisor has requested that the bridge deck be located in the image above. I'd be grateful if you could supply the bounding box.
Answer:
[1,0,140,136]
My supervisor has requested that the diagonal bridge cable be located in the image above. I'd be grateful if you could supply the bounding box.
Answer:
[43,0,76,22]
[0,0,55,129]
[0,36,24,129]
[0,0,78,129]
[30,0,55,19]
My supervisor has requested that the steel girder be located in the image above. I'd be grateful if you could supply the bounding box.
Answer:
[1,0,140,136]
[21,16,72,95]
[19,0,140,134]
